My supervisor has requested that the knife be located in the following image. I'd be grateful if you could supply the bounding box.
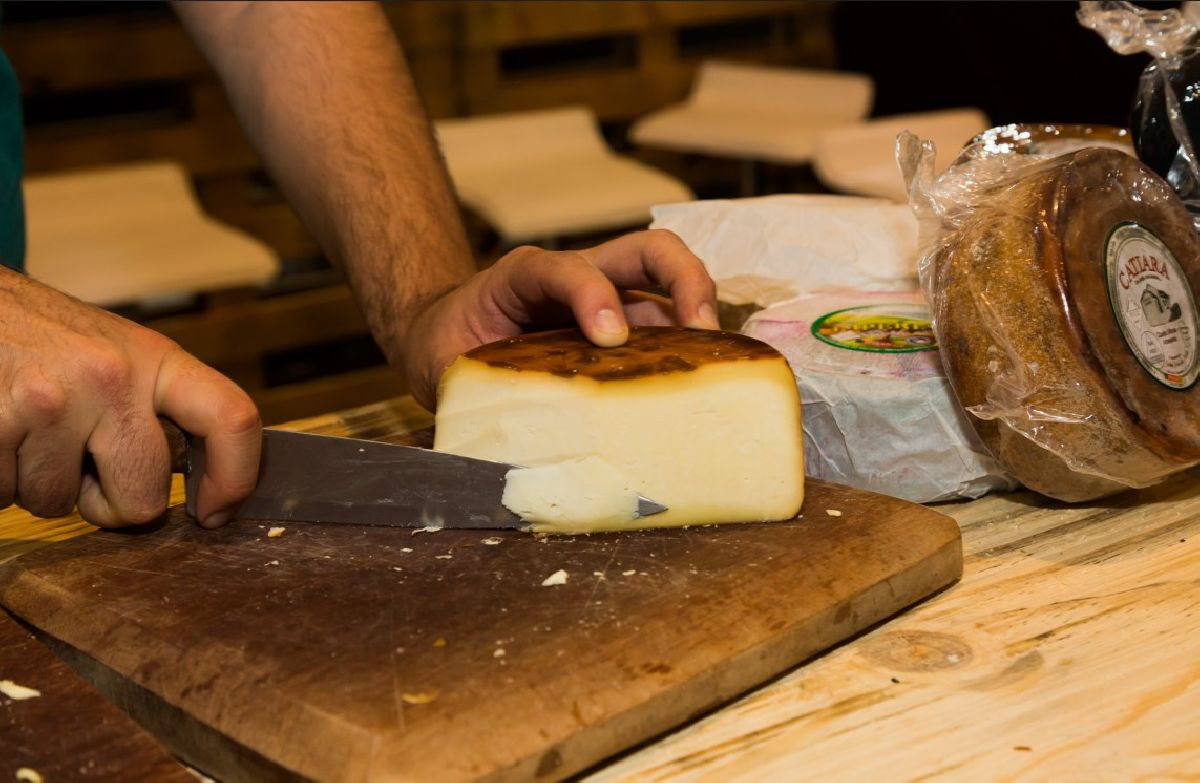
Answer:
[164,422,667,530]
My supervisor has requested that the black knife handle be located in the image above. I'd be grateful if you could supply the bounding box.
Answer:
[159,417,191,475]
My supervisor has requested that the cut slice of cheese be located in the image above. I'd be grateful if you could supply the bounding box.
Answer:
[433,327,805,533]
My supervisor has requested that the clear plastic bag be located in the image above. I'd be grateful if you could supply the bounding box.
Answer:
[1079,0,1200,222]
[898,127,1200,501]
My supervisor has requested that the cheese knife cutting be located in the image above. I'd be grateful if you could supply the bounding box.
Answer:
[164,422,667,530]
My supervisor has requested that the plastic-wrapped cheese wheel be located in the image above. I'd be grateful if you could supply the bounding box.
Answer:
[929,147,1200,501]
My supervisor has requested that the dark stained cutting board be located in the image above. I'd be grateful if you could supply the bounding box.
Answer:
[0,608,192,782]
[0,435,961,783]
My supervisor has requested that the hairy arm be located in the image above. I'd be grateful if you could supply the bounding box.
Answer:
[174,1,474,360]
[176,1,719,409]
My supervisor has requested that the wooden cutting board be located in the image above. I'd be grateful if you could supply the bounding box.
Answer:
[0,609,192,782]
[0,440,961,783]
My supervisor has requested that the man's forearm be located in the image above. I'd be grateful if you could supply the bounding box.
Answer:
[174,1,474,358]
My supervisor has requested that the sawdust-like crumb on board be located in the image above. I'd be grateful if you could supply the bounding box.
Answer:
[16,769,43,783]
[493,648,506,658]
[265,560,280,567]
[433,637,447,648]
[400,692,438,705]
[267,526,286,538]
[400,547,414,553]
[481,537,502,546]
[622,569,636,576]
[435,554,453,560]
[825,509,843,517]
[0,680,41,700]
[412,525,443,536]
[541,569,569,587]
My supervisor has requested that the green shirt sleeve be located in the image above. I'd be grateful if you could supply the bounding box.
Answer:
[0,46,24,272]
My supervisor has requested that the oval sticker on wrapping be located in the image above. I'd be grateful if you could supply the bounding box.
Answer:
[1105,222,1200,389]
[810,303,938,353]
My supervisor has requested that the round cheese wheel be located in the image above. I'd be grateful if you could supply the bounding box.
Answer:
[931,147,1200,501]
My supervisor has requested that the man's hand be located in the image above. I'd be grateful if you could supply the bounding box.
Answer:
[0,269,261,527]
[400,229,719,410]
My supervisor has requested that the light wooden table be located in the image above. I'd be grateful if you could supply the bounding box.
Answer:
[2,396,1198,780]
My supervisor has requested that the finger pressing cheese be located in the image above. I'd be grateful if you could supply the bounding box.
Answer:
[433,327,805,533]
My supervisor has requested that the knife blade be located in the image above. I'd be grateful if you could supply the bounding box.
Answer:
[175,426,667,530]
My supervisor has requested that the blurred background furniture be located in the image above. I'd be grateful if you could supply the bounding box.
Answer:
[436,106,692,245]
[631,60,873,163]
[630,60,872,192]
[24,161,278,307]
[811,108,990,202]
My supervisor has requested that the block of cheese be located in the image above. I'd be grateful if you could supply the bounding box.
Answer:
[929,147,1200,501]
[433,327,805,533]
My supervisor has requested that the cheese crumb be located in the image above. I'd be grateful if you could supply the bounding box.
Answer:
[622,569,636,576]
[541,569,569,587]
[412,525,443,536]
[0,680,41,700]
[400,692,438,705]
[265,560,280,567]
[493,648,506,658]
[16,769,43,783]
[481,537,503,546]
[267,526,286,538]
[400,547,414,553]
[433,638,447,648]
[825,509,843,517]
[435,554,453,560]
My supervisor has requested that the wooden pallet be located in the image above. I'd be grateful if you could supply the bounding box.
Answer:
[459,1,834,122]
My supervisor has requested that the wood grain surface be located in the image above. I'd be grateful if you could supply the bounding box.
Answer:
[587,465,1200,782]
[0,608,192,782]
[6,395,1193,781]
[0,414,960,782]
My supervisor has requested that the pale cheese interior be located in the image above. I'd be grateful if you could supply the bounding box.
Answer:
[502,457,640,532]
[434,355,805,532]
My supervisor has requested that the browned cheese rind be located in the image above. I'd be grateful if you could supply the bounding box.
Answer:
[463,327,781,380]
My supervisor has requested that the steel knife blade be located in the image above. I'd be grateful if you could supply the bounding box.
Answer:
[179,427,667,530]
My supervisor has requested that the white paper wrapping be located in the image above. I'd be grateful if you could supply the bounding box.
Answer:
[649,194,919,306]
[745,291,1017,502]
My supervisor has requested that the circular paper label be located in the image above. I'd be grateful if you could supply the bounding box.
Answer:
[1104,222,1199,389]
[810,303,938,353]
